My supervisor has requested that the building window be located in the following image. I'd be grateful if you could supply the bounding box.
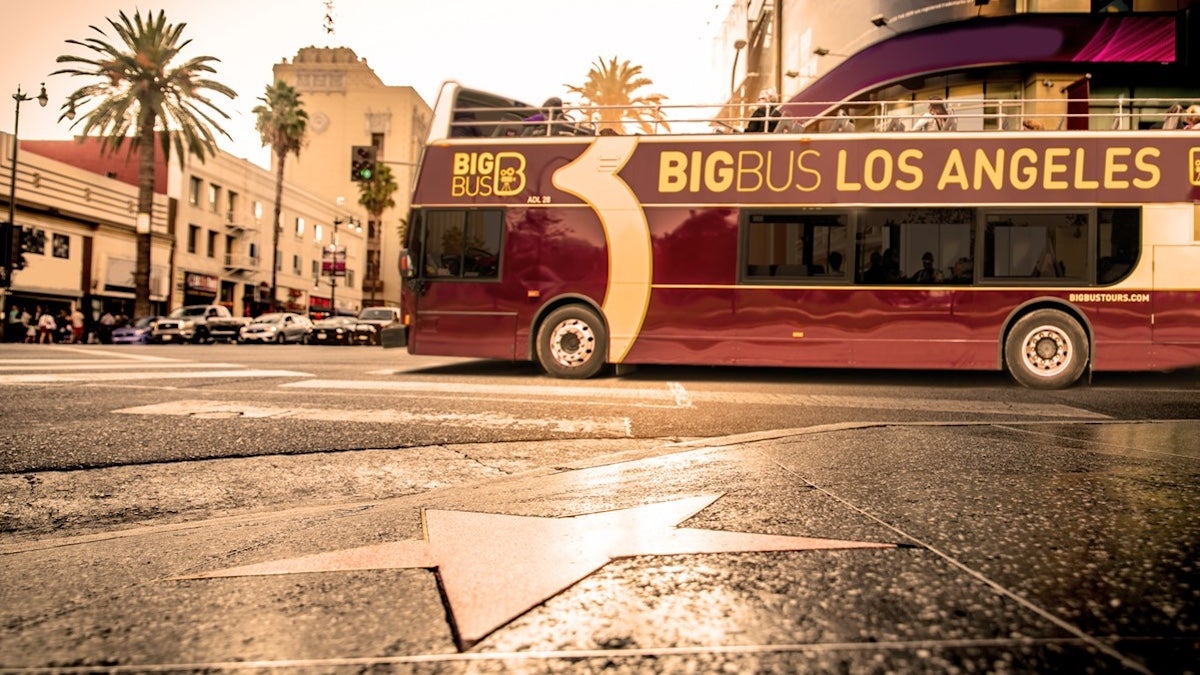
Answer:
[314,224,324,243]
[226,190,238,220]
[371,132,385,157]
[293,254,302,274]
[295,216,305,238]
[346,270,355,289]
[253,200,263,222]
[188,177,201,206]
[249,242,258,261]
[207,230,218,259]
[52,233,70,259]
[187,224,200,254]
[208,183,220,213]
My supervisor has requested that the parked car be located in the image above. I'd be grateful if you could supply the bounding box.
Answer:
[151,305,249,344]
[238,312,313,344]
[355,306,402,345]
[305,316,376,346]
[110,316,162,345]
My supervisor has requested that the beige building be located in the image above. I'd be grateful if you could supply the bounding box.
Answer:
[2,130,366,333]
[1,130,170,332]
[173,149,366,318]
[271,46,431,309]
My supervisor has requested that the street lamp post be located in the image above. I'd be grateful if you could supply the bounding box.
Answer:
[324,216,360,317]
[2,83,48,341]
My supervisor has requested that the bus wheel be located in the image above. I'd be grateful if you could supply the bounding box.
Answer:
[536,305,607,379]
[1004,309,1089,389]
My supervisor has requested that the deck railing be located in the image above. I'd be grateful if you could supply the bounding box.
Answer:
[446,97,1198,138]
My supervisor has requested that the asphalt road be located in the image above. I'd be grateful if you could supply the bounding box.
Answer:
[1,342,1197,672]
[1,342,1197,475]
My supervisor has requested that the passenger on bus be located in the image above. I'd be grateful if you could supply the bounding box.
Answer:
[1185,104,1200,130]
[910,252,944,283]
[826,251,844,275]
[523,97,567,136]
[912,96,953,131]
[882,248,903,281]
[1161,104,1185,130]
[862,251,886,283]
[745,89,780,133]
[949,257,974,283]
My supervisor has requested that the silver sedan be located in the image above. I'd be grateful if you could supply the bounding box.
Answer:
[238,312,313,344]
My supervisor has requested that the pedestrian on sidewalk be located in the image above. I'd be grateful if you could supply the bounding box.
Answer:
[37,309,57,343]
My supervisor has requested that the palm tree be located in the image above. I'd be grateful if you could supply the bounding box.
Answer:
[54,9,236,319]
[252,81,307,312]
[565,57,670,135]
[357,162,398,304]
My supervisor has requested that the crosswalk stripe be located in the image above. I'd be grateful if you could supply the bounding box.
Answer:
[0,362,246,372]
[0,369,310,384]
[114,399,631,436]
[282,379,687,408]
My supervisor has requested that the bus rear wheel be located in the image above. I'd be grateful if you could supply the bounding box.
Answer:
[536,305,607,379]
[1004,309,1089,389]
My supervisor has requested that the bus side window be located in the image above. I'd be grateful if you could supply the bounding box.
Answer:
[1097,207,1140,285]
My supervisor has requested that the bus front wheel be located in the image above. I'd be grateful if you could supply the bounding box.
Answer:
[1004,309,1089,389]
[536,305,607,379]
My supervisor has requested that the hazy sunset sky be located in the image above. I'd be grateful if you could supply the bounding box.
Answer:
[2,0,724,167]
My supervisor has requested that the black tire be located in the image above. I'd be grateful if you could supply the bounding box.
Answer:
[190,327,209,344]
[275,332,286,344]
[535,305,607,379]
[1004,309,1089,389]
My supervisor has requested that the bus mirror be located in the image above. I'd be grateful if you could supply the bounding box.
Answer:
[399,249,416,279]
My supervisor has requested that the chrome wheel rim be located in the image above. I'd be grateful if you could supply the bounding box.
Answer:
[549,319,595,369]
[1022,325,1072,378]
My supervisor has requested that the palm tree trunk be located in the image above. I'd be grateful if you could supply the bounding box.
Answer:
[134,117,156,319]
[269,152,285,313]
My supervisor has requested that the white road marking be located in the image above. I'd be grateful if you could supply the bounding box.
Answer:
[283,379,685,408]
[668,382,692,408]
[114,399,631,435]
[0,362,246,372]
[685,391,1109,419]
[0,369,311,384]
[31,346,182,362]
[284,379,1105,419]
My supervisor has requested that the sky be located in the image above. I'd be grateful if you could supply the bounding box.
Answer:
[2,0,726,168]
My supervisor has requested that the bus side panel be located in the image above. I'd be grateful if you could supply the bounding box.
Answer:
[625,207,738,363]
[509,207,609,360]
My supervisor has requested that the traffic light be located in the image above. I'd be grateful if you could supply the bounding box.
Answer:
[350,145,377,182]
[0,221,23,274]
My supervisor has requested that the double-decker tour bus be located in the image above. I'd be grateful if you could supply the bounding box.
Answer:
[397,82,1200,389]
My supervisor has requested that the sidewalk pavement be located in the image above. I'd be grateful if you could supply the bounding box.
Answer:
[2,421,1197,673]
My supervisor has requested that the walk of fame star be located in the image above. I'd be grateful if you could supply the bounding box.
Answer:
[177,494,895,648]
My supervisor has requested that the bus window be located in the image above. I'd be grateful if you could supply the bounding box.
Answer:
[856,208,974,284]
[1097,208,1141,285]
[742,211,849,281]
[983,212,1090,282]
[421,209,503,280]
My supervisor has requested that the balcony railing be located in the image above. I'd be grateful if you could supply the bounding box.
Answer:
[224,211,260,235]
[224,254,260,272]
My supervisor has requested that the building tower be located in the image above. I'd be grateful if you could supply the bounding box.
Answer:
[272,46,431,309]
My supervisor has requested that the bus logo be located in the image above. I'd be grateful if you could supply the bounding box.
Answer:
[1191,148,1200,186]
[451,151,526,197]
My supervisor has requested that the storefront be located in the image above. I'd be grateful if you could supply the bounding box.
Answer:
[182,272,218,307]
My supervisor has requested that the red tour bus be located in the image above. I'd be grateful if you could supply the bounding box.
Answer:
[398,83,1200,389]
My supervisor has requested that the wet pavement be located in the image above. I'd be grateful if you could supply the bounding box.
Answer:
[2,421,1198,673]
